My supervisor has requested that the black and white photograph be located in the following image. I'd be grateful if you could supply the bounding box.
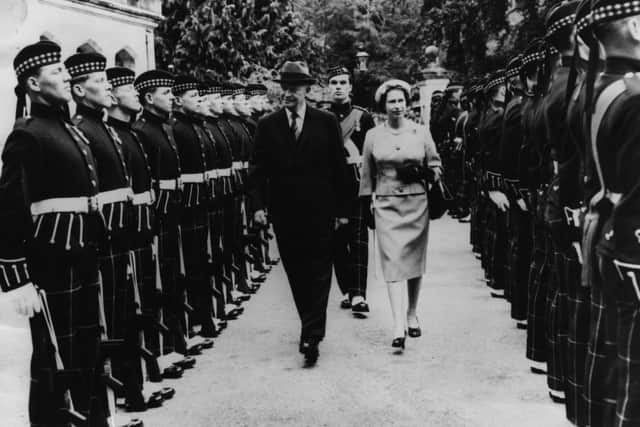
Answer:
[0,0,638,426]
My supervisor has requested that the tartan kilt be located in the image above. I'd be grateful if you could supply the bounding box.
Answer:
[564,251,590,426]
[584,255,618,427]
[546,249,568,392]
[180,206,210,327]
[333,202,369,299]
[599,255,640,427]
[526,221,551,362]
[27,249,107,426]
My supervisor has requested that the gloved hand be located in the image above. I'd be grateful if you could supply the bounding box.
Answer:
[488,191,510,212]
[360,196,375,230]
[396,161,425,184]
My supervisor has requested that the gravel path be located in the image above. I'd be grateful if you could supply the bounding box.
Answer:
[0,217,571,427]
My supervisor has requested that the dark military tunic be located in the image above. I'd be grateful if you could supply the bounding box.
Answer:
[0,102,106,425]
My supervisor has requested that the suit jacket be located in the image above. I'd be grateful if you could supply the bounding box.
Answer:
[248,105,348,237]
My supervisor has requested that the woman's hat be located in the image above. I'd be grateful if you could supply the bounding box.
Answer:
[374,79,411,103]
[273,61,316,84]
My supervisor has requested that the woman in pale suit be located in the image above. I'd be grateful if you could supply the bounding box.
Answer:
[359,80,442,350]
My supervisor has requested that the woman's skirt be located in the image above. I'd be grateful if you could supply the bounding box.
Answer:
[373,192,429,282]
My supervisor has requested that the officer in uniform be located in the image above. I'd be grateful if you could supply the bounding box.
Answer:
[132,70,196,371]
[171,75,217,347]
[326,65,375,313]
[438,83,464,219]
[1,40,107,426]
[65,52,143,412]
[465,81,485,254]
[582,2,640,425]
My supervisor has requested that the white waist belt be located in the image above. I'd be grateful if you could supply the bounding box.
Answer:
[181,173,205,183]
[96,187,133,206]
[242,161,249,169]
[217,168,231,177]
[346,155,363,165]
[232,161,243,170]
[159,179,179,190]
[205,169,218,180]
[132,191,154,206]
[31,196,98,215]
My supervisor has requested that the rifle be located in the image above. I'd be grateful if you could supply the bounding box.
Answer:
[38,289,88,426]
[96,274,125,427]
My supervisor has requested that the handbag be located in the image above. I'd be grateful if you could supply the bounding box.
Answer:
[428,179,453,220]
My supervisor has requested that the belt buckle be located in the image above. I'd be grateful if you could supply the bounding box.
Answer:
[176,177,183,191]
[88,196,99,212]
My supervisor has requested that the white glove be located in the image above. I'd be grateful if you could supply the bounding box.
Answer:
[488,191,510,212]
[5,283,42,318]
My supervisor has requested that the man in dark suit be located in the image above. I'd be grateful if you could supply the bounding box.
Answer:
[249,61,349,366]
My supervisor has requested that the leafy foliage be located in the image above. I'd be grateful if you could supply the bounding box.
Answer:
[156,0,322,80]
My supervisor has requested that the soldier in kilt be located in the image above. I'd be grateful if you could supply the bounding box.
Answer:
[106,66,176,410]
[478,72,508,297]
[65,52,143,412]
[563,5,600,423]
[499,55,531,324]
[327,66,375,313]
[171,75,216,347]
[0,40,108,426]
[133,71,195,368]
[582,2,640,424]
[200,80,237,326]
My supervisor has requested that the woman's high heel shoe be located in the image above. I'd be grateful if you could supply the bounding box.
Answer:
[391,332,407,350]
[408,317,421,338]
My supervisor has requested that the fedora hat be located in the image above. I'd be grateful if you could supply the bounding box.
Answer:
[274,61,316,84]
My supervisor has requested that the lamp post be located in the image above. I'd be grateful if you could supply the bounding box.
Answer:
[356,49,369,72]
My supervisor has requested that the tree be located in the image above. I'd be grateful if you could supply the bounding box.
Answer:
[156,0,322,79]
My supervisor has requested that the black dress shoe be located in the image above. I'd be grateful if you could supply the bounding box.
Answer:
[267,257,280,265]
[161,365,184,379]
[145,391,164,409]
[160,387,175,400]
[549,392,566,404]
[174,356,196,369]
[200,338,214,349]
[530,366,547,375]
[339,298,351,309]
[300,341,319,367]
[516,322,527,330]
[351,301,370,313]
[120,419,144,427]
[186,345,202,356]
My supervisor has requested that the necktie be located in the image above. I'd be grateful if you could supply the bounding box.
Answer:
[290,110,299,140]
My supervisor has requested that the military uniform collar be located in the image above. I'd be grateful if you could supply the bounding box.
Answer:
[107,115,131,130]
[142,108,168,124]
[30,102,69,121]
[75,102,105,121]
[604,56,640,75]
[173,110,198,123]
[330,101,352,118]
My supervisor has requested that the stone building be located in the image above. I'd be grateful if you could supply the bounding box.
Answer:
[0,0,163,145]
